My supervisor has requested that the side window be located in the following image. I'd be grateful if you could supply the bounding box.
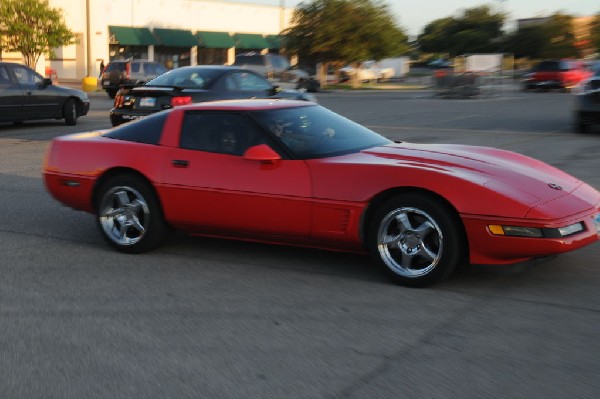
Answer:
[130,62,141,73]
[180,112,265,156]
[228,71,271,91]
[0,66,12,84]
[12,65,43,85]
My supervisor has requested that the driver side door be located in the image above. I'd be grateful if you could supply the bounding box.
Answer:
[160,110,312,240]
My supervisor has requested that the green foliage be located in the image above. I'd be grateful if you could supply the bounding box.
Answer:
[541,13,577,58]
[418,5,505,56]
[501,26,547,58]
[502,13,578,59]
[589,14,600,54]
[283,0,407,66]
[0,0,75,67]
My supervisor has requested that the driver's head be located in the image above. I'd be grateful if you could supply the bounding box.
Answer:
[221,131,236,152]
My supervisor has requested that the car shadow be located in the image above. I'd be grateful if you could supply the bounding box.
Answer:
[159,231,390,285]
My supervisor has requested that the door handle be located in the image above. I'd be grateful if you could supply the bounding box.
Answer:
[171,159,189,167]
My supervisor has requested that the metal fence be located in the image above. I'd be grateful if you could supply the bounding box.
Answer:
[432,70,513,99]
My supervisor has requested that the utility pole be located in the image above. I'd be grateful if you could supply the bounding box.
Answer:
[279,0,285,33]
[86,0,92,77]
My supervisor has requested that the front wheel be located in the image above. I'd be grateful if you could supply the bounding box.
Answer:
[368,193,466,287]
[96,174,168,253]
[63,99,77,126]
[574,113,589,133]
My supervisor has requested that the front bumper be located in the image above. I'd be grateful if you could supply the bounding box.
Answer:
[523,79,566,90]
[463,206,600,265]
[574,91,600,124]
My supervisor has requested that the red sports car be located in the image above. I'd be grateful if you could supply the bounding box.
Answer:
[43,100,600,287]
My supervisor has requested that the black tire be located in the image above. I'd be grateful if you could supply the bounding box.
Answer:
[96,174,168,254]
[367,193,466,287]
[107,89,117,99]
[576,123,588,134]
[63,99,77,126]
[574,113,588,134]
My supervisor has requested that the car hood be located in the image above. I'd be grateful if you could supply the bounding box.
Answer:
[52,84,89,100]
[361,143,584,205]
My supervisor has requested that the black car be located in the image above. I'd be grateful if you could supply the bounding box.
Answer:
[101,59,167,99]
[573,67,600,133]
[0,62,89,126]
[109,66,317,126]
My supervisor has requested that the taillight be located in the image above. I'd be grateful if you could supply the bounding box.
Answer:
[114,93,125,108]
[170,96,193,107]
[125,62,131,79]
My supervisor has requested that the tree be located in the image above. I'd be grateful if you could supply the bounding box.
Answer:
[418,5,505,57]
[502,25,548,59]
[540,13,577,58]
[283,0,407,84]
[502,12,577,59]
[0,0,75,68]
[589,13,600,55]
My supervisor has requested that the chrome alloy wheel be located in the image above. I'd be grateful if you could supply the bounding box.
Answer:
[376,207,443,278]
[99,186,150,246]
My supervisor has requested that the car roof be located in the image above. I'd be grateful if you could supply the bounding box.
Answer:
[0,62,26,67]
[176,99,315,112]
[175,65,246,71]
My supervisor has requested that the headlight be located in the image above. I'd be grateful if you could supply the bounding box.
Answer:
[489,225,543,238]
[488,222,585,238]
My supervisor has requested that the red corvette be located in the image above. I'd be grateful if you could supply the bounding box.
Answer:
[43,100,600,286]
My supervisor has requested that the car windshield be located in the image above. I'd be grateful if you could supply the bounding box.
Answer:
[251,105,392,159]
[535,61,568,71]
[269,55,290,69]
[145,68,222,88]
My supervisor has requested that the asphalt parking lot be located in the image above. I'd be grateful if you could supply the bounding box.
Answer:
[1,88,599,398]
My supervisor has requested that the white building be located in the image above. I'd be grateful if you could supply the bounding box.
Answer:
[2,0,294,80]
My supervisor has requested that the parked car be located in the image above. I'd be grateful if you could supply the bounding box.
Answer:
[100,59,167,99]
[340,61,395,83]
[428,58,453,69]
[0,62,89,126]
[232,53,314,88]
[109,65,316,126]
[43,100,600,287]
[522,59,592,91]
[573,67,600,133]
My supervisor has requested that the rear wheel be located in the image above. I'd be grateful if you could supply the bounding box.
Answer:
[107,89,117,99]
[368,193,466,287]
[63,99,77,126]
[574,113,589,133]
[96,174,168,253]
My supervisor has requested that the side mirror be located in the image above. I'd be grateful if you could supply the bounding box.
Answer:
[243,144,281,163]
[42,78,53,86]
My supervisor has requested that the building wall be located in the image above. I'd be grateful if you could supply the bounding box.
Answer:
[42,0,293,80]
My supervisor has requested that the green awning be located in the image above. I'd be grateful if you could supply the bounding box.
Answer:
[265,35,282,49]
[233,33,270,50]
[109,26,157,46]
[153,28,198,47]
[196,31,235,49]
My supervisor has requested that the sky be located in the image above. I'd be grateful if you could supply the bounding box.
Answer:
[224,0,600,37]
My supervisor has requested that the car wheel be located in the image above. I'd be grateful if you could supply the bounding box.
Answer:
[575,113,589,133]
[96,174,168,254]
[107,89,117,99]
[368,193,466,287]
[63,99,77,126]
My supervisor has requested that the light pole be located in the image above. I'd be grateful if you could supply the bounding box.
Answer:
[279,0,285,33]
